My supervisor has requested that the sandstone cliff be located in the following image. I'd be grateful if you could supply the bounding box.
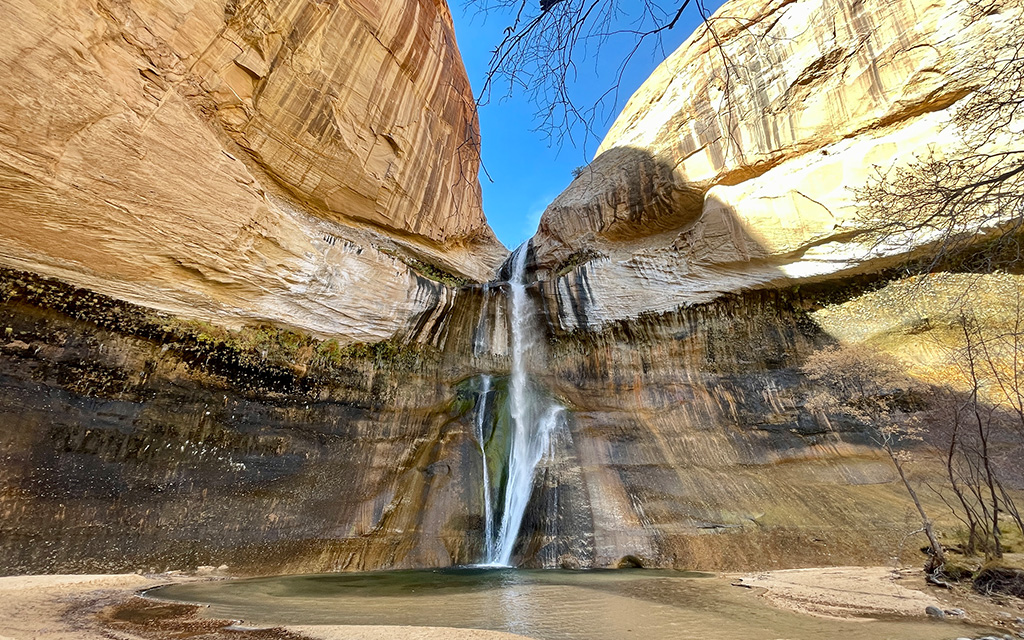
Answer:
[1,0,1022,578]
[531,0,1021,329]
[0,0,506,341]
[5,264,1019,574]
[501,0,1024,569]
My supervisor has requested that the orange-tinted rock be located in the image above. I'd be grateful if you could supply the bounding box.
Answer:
[0,0,504,341]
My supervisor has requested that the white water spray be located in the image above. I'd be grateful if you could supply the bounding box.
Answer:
[474,374,495,561]
[487,244,562,567]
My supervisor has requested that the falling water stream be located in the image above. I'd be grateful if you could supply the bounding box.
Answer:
[476,244,563,566]
[143,244,999,640]
[474,374,494,562]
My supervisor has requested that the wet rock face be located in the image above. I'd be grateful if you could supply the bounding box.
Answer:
[0,268,1017,574]
[509,274,1024,570]
[507,285,909,570]
[504,0,1024,570]
[531,0,1022,325]
[0,0,505,342]
[0,270,503,575]
[0,268,927,575]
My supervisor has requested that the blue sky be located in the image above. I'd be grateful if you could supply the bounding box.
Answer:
[450,2,724,249]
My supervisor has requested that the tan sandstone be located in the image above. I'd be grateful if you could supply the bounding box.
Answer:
[531,0,1022,328]
[0,0,505,341]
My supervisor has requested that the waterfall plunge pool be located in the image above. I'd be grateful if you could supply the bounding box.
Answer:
[146,567,987,640]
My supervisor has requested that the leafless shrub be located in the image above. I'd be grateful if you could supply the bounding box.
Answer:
[803,344,946,569]
[854,9,1024,271]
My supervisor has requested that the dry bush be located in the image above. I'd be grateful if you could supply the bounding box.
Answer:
[803,343,946,569]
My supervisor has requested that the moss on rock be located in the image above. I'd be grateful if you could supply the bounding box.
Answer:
[0,267,432,396]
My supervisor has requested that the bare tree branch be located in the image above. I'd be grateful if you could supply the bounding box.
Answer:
[464,0,718,152]
[853,5,1024,272]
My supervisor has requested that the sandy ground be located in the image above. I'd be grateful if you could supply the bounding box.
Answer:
[732,566,944,619]
[0,574,529,640]
[733,565,1024,636]
[0,574,157,640]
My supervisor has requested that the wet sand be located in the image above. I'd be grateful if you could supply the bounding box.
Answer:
[0,574,156,640]
[0,574,528,640]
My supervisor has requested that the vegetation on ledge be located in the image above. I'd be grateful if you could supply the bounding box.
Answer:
[376,246,472,288]
[0,268,431,394]
[554,248,603,278]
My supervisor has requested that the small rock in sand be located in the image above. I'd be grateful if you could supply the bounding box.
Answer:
[925,605,945,619]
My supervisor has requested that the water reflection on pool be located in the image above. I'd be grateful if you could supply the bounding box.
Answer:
[148,567,984,640]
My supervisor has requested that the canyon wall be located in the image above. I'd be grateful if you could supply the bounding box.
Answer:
[0,268,504,574]
[1,0,1022,576]
[0,0,505,341]
[0,0,513,574]
[531,0,1020,327]
[1,264,1019,574]
[505,0,1024,568]
[510,271,1024,569]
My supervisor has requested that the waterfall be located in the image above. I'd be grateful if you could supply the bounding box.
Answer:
[474,374,494,561]
[473,284,490,356]
[483,243,561,567]
[493,404,561,566]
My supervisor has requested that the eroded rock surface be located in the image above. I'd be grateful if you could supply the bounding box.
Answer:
[0,0,505,341]
[0,269,504,574]
[532,0,1022,328]
[4,267,1013,574]
[502,0,1024,570]
[1,0,1022,578]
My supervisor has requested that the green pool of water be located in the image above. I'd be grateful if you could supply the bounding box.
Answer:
[148,567,989,640]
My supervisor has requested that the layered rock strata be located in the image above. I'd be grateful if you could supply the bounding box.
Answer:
[531,0,1022,328]
[0,0,505,341]
[511,269,1024,569]
[504,0,1024,568]
[2,0,1023,577]
[0,268,504,574]
[5,265,1018,574]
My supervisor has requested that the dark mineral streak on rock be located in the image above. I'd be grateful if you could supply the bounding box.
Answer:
[2,0,1022,579]
[0,268,498,575]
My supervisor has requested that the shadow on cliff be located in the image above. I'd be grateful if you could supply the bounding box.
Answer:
[498,147,1024,571]
[516,145,814,335]
[493,144,1024,570]
[485,146,873,569]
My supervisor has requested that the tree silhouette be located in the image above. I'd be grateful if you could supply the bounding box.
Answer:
[802,344,947,571]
